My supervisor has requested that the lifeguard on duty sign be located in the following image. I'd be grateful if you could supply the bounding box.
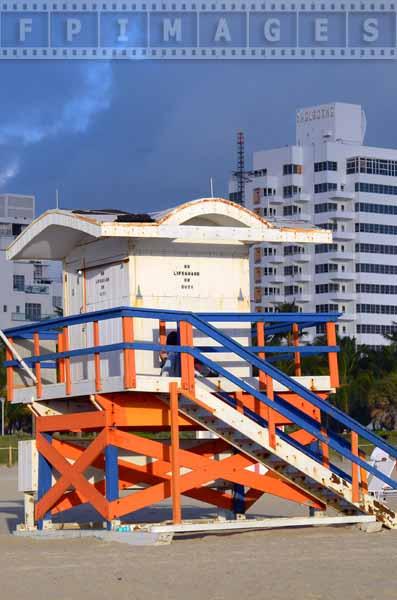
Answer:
[1,2,397,59]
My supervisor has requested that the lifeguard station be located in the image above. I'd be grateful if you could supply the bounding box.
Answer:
[4,198,397,537]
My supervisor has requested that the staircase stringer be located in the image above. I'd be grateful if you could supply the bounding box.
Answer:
[177,381,397,528]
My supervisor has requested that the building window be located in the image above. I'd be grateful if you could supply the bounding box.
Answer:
[25,303,41,321]
[317,222,337,232]
[3,305,7,313]
[12,223,23,236]
[283,164,303,175]
[314,202,338,214]
[315,244,338,254]
[16,306,20,313]
[356,263,397,275]
[357,304,397,315]
[356,202,397,215]
[285,285,300,296]
[316,304,339,313]
[0,223,12,236]
[52,296,62,308]
[355,222,397,236]
[283,186,301,198]
[284,245,305,256]
[355,182,397,196]
[357,324,397,335]
[33,263,44,282]
[314,183,338,194]
[13,274,25,291]
[315,264,338,274]
[283,205,301,216]
[356,284,397,295]
[314,161,337,172]
[315,284,339,294]
[356,243,397,255]
[347,157,397,177]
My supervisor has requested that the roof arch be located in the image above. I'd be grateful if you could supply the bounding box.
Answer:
[7,198,331,261]
[7,210,102,261]
[155,198,275,229]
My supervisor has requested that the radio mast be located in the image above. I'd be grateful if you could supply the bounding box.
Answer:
[232,131,251,206]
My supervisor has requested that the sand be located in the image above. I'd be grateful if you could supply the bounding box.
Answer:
[1,466,397,600]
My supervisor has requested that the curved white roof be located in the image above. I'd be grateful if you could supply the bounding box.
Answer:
[7,197,331,261]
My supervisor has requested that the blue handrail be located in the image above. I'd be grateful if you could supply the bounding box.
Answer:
[5,305,396,490]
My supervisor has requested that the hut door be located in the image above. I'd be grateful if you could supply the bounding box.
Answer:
[65,262,87,383]
[85,261,130,379]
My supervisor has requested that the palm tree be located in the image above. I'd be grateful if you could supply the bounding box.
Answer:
[368,372,397,430]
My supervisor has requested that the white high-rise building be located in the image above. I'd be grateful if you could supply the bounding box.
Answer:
[229,102,397,347]
[0,194,62,329]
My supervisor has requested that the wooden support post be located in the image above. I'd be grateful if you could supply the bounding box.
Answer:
[159,320,167,345]
[256,320,275,444]
[292,323,302,377]
[63,327,71,396]
[256,322,266,392]
[57,332,65,384]
[24,492,35,529]
[351,431,360,503]
[359,449,368,495]
[93,320,101,392]
[33,332,42,399]
[179,321,195,394]
[6,337,13,402]
[267,377,276,450]
[122,316,136,389]
[320,427,329,468]
[326,322,340,389]
[170,382,182,524]
[267,410,276,450]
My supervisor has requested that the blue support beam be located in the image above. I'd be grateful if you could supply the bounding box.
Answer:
[105,444,119,530]
[232,484,246,516]
[37,433,52,530]
[6,304,397,491]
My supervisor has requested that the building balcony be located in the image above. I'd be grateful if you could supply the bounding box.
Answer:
[11,312,59,322]
[266,294,285,304]
[329,252,355,262]
[332,210,355,221]
[267,195,284,205]
[26,284,50,294]
[294,193,311,203]
[267,255,284,264]
[333,231,355,242]
[269,275,285,285]
[338,313,356,322]
[13,283,50,294]
[293,254,311,263]
[316,210,354,221]
[329,191,355,201]
[293,273,312,283]
[285,294,311,303]
[330,292,355,302]
[329,272,357,282]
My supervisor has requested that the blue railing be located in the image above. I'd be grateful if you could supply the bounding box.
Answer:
[4,305,396,492]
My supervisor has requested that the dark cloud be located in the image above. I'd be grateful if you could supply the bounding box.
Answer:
[0,59,396,214]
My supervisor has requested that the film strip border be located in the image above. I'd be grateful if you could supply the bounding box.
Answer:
[0,3,397,60]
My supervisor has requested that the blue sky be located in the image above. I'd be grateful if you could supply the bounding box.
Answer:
[1,59,397,214]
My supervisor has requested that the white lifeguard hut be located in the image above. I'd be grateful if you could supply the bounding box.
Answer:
[5,198,397,535]
[7,197,330,388]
